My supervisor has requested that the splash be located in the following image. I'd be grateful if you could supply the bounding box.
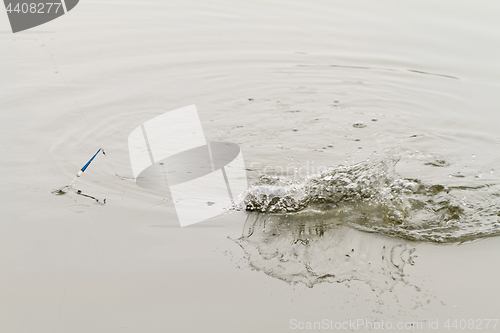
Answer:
[236,154,500,243]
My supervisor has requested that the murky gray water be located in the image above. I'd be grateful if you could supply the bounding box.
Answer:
[1,0,500,332]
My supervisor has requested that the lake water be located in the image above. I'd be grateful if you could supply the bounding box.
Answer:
[1,0,500,332]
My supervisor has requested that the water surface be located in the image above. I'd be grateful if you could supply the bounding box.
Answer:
[1,0,500,332]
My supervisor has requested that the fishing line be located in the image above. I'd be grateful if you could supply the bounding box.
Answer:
[36,27,135,202]
[35,27,121,178]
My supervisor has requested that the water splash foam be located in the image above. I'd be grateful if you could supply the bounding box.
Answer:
[235,153,500,243]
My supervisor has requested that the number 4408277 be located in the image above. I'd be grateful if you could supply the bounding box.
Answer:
[444,319,499,330]
[5,2,62,14]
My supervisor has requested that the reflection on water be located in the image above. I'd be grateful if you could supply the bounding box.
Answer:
[235,212,416,289]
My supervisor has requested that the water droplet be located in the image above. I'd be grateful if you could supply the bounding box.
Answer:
[353,122,367,128]
[293,128,298,131]
[450,172,465,178]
